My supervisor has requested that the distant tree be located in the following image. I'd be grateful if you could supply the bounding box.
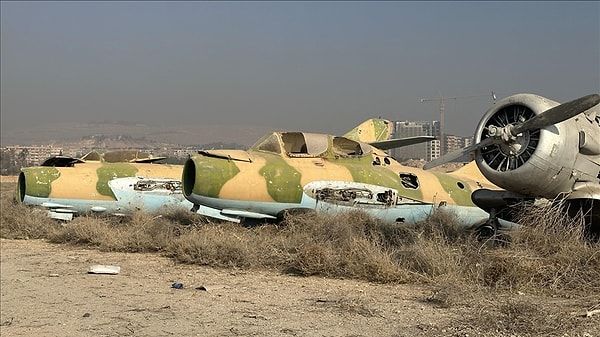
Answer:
[0,149,14,175]
[17,148,29,168]
[0,148,29,175]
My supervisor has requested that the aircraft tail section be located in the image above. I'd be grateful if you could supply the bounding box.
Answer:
[344,118,435,150]
[343,118,394,143]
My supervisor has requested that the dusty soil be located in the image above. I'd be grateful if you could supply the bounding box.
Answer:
[0,176,18,184]
[1,239,598,337]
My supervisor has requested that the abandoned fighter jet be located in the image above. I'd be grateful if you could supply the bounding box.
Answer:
[424,93,600,237]
[181,125,520,234]
[16,150,231,220]
[16,119,429,222]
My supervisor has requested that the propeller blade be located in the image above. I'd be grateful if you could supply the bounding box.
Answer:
[423,138,495,170]
[424,94,600,170]
[512,94,600,135]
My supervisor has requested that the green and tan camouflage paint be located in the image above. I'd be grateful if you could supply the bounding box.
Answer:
[21,167,61,198]
[186,137,499,207]
[343,118,394,143]
[21,162,183,201]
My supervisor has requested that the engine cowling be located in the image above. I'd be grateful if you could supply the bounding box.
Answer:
[474,93,584,199]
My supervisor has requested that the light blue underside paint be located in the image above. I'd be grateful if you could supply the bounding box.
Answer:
[22,194,192,215]
[185,192,520,230]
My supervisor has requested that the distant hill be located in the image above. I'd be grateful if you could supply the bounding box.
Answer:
[1,122,277,148]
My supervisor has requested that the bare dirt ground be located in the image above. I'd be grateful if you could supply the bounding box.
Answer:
[0,176,18,184]
[1,239,598,337]
[0,239,456,337]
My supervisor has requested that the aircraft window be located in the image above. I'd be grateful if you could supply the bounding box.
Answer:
[282,132,307,153]
[456,182,465,189]
[332,137,369,157]
[253,133,281,154]
[303,133,329,155]
[282,132,328,157]
[373,157,381,166]
[384,157,391,165]
[399,173,419,189]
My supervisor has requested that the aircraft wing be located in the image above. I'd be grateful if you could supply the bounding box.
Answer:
[40,156,85,167]
[369,136,435,150]
[130,157,167,163]
[40,202,78,221]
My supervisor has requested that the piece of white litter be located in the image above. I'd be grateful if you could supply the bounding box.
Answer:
[88,265,121,275]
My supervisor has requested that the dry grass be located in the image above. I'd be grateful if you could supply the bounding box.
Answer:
[3,181,599,335]
[2,181,598,295]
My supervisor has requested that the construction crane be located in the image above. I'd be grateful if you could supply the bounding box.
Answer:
[420,91,496,156]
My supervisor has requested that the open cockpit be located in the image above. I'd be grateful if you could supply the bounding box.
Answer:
[251,132,371,158]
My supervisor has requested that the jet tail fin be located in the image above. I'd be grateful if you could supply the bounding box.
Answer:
[343,118,394,143]
[344,118,435,150]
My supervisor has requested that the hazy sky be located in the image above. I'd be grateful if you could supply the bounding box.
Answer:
[1,1,599,138]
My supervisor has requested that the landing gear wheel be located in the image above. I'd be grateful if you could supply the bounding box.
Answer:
[476,218,511,246]
[476,220,498,242]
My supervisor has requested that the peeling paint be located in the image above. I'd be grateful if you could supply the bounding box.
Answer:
[22,167,60,198]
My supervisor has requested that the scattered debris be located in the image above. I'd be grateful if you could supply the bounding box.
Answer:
[243,313,269,320]
[88,265,121,275]
[194,284,228,291]
[82,313,91,318]
[171,282,184,289]
[0,317,14,326]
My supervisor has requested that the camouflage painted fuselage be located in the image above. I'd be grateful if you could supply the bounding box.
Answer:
[19,162,183,201]
[183,132,516,229]
[17,151,191,218]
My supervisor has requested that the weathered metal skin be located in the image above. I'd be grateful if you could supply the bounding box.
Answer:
[17,151,189,219]
[182,131,517,230]
[474,93,600,200]
[342,118,394,144]
[19,162,183,201]
[424,93,600,238]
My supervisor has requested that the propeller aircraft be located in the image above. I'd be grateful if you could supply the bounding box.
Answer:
[181,120,520,233]
[424,93,600,238]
